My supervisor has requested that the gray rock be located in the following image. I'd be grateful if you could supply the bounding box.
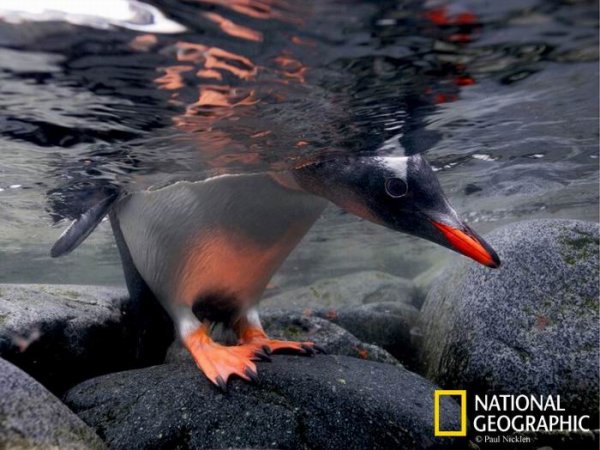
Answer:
[0,356,105,449]
[311,302,420,366]
[262,270,418,310]
[261,272,421,366]
[261,311,401,366]
[65,356,464,450]
[420,219,599,418]
[0,284,172,394]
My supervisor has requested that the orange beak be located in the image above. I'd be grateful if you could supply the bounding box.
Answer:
[432,220,500,268]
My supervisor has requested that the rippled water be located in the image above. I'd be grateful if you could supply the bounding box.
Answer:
[0,0,598,287]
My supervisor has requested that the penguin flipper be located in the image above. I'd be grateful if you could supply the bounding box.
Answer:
[50,192,118,257]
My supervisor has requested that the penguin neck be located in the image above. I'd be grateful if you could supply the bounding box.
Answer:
[287,158,383,224]
[289,158,349,202]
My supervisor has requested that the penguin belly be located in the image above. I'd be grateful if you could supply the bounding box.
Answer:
[113,173,327,323]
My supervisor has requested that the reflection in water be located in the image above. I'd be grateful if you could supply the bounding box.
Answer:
[129,33,158,52]
[0,0,597,285]
[155,64,193,90]
[201,11,263,42]
[174,42,257,79]
[196,0,303,23]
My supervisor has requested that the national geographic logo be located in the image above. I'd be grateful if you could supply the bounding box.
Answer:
[434,390,591,439]
[434,390,467,436]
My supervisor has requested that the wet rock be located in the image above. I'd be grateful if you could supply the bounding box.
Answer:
[66,355,463,450]
[166,312,400,367]
[420,219,599,418]
[262,270,418,310]
[261,311,401,366]
[261,272,420,365]
[311,301,419,367]
[0,356,105,449]
[0,284,172,394]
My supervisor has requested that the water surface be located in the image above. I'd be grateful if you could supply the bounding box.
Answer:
[0,0,597,287]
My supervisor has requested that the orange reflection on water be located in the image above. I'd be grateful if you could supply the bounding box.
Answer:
[176,42,258,80]
[154,19,309,171]
[209,152,262,167]
[129,34,158,52]
[196,0,301,23]
[196,69,223,80]
[250,130,272,138]
[202,11,263,42]
[155,65,194,90]
[291,35,316,47]
[188,85,259,111]
[274,53,307,83]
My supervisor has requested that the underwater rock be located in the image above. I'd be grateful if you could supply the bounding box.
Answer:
[262,271,421,365]
[65,355,464,450]
[262,270,418,309]
[0,356,105,449]
[309,301,420,366]
[420,219,599,418]
[0,284,172,394]
[261,311,401,366]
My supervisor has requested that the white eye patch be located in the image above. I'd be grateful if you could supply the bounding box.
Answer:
[378,156,409,181]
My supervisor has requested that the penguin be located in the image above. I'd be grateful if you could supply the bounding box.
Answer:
[51,153,500,389]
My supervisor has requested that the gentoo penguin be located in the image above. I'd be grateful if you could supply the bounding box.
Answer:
[51,153,500,389]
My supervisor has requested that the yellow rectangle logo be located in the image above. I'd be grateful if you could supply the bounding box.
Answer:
[434,390,467,437]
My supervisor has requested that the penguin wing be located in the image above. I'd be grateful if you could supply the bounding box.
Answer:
[50,192,119,257]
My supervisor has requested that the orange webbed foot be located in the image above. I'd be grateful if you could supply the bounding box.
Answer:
[184,324,266,390]
[253,337,324,355]
[240,327,325,356]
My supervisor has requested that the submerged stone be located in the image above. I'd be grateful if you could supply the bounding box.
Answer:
[0,284,172,394]
[66,355,464,450]
[420,219,599,419]
[0,356,105,449]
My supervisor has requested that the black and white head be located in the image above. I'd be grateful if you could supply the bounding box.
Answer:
[293,153,500,268]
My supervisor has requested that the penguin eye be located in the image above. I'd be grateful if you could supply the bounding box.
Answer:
[385,178,408,198]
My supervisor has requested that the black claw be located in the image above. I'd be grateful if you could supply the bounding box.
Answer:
[313,344,326,354]
[262,345,273,355]
[301,344,315,355]
[245,367,259,383]
[215,375,228,392]
[254,350,272,362]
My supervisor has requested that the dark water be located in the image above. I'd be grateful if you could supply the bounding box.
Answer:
[0,0,598,287]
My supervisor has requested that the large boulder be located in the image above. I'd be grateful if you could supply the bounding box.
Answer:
[0,356,105,449]
[66,355,464,450]
[0,284,172,394]
[420,219,599,418]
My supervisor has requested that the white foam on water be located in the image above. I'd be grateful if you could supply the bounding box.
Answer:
[0,0,186,33]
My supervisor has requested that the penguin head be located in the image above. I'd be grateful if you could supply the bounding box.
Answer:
[293,154,500,268]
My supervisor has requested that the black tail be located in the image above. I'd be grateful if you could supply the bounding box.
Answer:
[50,192,119,257]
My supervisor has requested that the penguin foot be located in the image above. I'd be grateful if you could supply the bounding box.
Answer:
[240,328,324,356]
[184,325,263,390]
[259,338,324,355]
